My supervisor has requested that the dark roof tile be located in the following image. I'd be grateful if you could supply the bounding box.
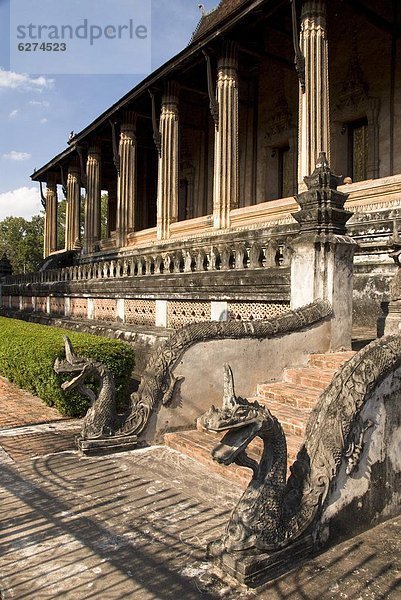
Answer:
[191,0,248,42]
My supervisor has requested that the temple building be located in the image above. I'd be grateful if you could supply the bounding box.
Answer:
[1,0,401,359]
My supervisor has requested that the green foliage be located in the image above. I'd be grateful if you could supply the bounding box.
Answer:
[0,317,134,417]
[0,215,44,274]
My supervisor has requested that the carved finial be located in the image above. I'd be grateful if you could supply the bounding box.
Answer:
[304,152,344,192]
[198,3,205,16]
[223,363,236,408]
[64,336,78,365]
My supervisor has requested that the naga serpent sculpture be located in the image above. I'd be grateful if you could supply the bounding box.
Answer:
[199,364,294,553]
[199,336,401,557]
[54,336,138,442]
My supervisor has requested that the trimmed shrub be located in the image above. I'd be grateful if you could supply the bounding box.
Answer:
[0,317,134,417]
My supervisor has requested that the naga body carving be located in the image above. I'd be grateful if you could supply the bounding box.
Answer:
[54,337,138,448]
[123,300,333,438]
[199,335,401,557]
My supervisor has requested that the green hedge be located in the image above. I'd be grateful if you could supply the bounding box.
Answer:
[0,317,134,417]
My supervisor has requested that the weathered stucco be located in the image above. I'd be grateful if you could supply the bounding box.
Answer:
[321,366,401,544]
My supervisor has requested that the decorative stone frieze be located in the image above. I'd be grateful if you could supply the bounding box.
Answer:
[298,0,330,189]
[213,40,239,229]
[157,82,179,240]
[116,111,137,247]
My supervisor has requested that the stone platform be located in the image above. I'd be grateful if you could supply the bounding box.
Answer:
[0,441,401,599]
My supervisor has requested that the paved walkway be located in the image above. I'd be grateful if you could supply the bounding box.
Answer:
[0,376,66,429]
[0,374,400,598]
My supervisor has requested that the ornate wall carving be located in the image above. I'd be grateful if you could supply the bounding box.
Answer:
[228,301,290,321]
[124,299,156,326]
[167,301,211,328]
[35,297,47,313]
[70,298,88,319]
[332,33,380,180]
[50,297,65,315]
[93,299,117,321]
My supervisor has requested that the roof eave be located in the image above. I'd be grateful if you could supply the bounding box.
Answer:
[32,0,280,181]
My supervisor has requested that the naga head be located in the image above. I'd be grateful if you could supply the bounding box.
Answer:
[54,336,97,401]
[198,364,274,470]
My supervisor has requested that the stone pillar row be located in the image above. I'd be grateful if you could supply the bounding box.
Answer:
[62,0,330,246]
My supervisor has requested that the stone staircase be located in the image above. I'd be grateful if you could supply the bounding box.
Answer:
[164,351,355,487]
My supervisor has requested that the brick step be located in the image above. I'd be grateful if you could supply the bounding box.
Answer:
[248,397,310,438]
[308,351,356,370]
[283,367,336,390]
[164,429,302,488]
[256,382,321,410]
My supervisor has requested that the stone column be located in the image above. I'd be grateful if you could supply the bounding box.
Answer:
[44,175,58,257]
[291,153,358,350]
[84,144,101,253]
[116,111,137,247]
[107,184,117,237]
[65,162,81,251]
[156,82,179,240]
[213,41,239,229]
[298,0,330,189]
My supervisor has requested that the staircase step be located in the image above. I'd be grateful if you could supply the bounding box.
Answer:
[283,367,335,390]
[256,382,320,410]
[165,429,302,488]
[308,351,355,370]
[249,397,310,438]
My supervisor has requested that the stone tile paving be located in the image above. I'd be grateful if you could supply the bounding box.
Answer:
[0,443,400,599]
[0,376,66,428]
[0,422,81,462]
[0,446,245,599]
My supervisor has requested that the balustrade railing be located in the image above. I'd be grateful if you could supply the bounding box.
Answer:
[2,235,291,287]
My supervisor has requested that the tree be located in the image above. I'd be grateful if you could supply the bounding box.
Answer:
[0,215,44,274]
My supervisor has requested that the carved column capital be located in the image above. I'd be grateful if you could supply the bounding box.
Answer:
[301,0,326,21]
[120,110,137,136]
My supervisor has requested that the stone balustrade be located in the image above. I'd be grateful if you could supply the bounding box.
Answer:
[2,235,291,288]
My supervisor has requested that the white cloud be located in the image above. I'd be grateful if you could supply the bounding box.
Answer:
[0,69,54,91]
[3,150,32,161]
[40,117,48,124]
[0,187,43,220]
[29,100,50,107]
[8,109,19,118]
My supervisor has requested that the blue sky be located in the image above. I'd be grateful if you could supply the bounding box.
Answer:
[0,0,218,219]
